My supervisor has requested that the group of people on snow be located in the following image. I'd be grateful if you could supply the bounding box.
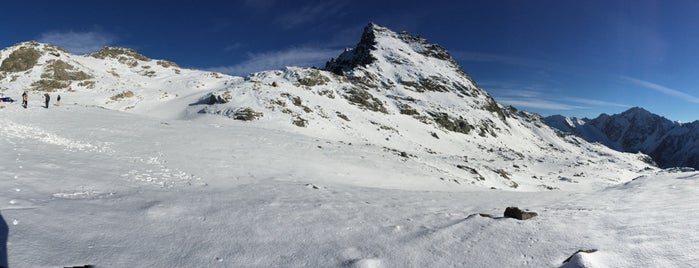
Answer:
[20,91,61,109]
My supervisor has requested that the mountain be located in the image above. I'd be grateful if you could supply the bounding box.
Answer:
[185,23,655,190]
[545,107,699,168]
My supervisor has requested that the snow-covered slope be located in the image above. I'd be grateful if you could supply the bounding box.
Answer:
[0,41,236,118]
[0,105,696,267]
[545,107,699,169]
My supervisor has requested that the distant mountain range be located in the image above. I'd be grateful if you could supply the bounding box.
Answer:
[545,107,699,169]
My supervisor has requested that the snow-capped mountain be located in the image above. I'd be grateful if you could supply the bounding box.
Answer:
[186,23,655,190]
[545,107,699,168]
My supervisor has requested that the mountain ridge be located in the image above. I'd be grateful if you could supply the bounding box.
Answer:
[545,107,699,168]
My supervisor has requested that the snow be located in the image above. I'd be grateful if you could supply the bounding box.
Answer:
[1,104,698,267]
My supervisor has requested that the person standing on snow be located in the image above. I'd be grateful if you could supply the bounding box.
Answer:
[44,93,50,108]
[22,91,28,108]
[56,95,61,106]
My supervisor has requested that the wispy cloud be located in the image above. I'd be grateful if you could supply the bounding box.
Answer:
[37,30,115,54]
[618,75,699,103]
[453,52,555,70]
[485,80,629,111]
[496,98,585,110]
[277,1,347,29]
[563,97,630,108]
[208,47,340,76]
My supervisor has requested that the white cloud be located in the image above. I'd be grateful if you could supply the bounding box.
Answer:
[208,47,341,76]
[38,30,115,54]
[617,76,699,104]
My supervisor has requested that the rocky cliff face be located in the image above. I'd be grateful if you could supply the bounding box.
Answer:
[545,107,699,168]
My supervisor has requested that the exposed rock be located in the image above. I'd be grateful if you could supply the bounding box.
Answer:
[336,112,350,121]
[292,116,308,127]
[156,60,179,68]
[344,87,387,113]
[429,111,473,134]
[31,79,69,92]
[42,60,92,81]
[208,91,232,104]
[298,70,330,86]
[398,103,419,115]
[110,91,135,101]
[91,46,151,61]
[233,108,263,121]
[504,207,538,220]
[324,23,379,75]
[0,46,41,72]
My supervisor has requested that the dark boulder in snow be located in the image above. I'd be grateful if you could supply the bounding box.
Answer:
[504,207,538,220]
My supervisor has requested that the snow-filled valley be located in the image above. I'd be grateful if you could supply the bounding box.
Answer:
[1,105,697,267]
[0,23,698,267]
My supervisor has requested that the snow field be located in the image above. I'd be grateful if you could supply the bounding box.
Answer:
[0,105,697,267]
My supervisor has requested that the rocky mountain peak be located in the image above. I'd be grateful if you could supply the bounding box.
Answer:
[324,23,380,75]
[325,23,467,78]
[619,107,654,120]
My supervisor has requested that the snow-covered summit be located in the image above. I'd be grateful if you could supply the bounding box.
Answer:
[325,22,481,101]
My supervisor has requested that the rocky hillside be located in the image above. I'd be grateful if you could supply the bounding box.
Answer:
[545,107,699,168]
[0,41,234,116]
[187,23,656,190]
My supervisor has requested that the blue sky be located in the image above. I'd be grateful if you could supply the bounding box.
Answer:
[2,0,699,122]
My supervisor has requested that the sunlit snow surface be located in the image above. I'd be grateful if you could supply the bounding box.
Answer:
[1,105,697,267]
